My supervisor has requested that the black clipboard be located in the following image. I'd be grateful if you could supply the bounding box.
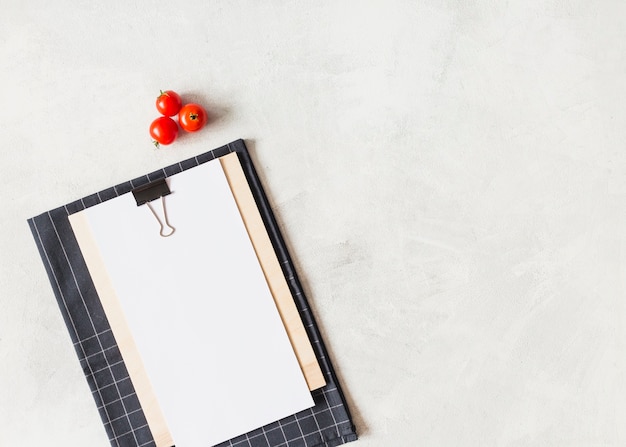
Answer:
[27,139,357,447]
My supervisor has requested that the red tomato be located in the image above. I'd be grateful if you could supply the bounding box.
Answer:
[156,90,182,116]
[149,116,178,146]
[178,103,207,132]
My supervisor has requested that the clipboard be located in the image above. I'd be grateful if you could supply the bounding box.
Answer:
[28,139,357,447]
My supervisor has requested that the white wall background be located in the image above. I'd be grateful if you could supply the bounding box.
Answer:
[2,1,626,446]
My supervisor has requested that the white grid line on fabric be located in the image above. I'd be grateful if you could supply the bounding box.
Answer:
[31,218,123,447]
[104,406,144,425]
[308,406,324,446]
[276,415,289,446]
[94,374,134,397]
[255,424,288,445]
[319,390,346,443]
[292,411,306,446]
[96,391,137,411]
[74,328,113,345]
[320,388,340,431]
[89,359,125,377]
[260,425,271,446]
[301,401,350,436]
[47,212,140,447]
[82,343,118,361]
[111,423,148,444]
[233,430,266,446]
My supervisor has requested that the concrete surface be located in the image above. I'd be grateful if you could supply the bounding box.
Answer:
[2,1,626,446]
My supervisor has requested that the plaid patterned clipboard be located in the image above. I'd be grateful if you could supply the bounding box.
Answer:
[27,139,357,447]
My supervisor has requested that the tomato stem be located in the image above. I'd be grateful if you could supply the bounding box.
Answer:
[190,113,198,120]
[153,140,160,148]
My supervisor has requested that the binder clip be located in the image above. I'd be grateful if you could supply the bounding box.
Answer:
[132,178,176,237]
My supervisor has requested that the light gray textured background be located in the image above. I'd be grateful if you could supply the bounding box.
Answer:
[2,1,626,446]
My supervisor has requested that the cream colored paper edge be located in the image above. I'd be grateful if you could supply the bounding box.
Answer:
[68,212,174,447]
[220,152,326,391]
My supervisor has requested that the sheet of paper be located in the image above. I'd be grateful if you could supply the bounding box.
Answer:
[70,159,314,446]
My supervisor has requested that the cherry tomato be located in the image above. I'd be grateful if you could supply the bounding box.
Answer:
[150,116,178,146]
[156,90,182,117]
[178,103,207,132]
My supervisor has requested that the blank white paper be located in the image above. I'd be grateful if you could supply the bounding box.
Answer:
[70,159,314,446]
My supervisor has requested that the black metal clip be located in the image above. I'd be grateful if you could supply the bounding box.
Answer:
[132,179,175,237]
